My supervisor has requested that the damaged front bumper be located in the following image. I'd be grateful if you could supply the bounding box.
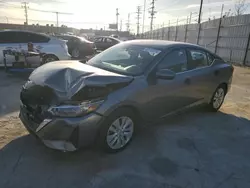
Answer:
[19,104,103,152]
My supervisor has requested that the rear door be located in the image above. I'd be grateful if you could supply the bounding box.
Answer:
[18,32,51,66]
[19,31,50,52]
[184,48,216,102]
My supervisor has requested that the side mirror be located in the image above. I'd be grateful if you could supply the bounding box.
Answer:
[156,69,176,80]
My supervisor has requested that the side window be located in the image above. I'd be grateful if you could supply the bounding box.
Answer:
[188,49,208,70]
[24,33,50,43]
[106,38,113,43]
[207,53,215,65]
[157,49,188,73]
[94,38,102,42]
[0,31,18,43]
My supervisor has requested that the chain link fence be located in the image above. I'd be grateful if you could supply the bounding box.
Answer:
[142,14,250,66]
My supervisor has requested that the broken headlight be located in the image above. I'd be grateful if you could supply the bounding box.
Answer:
[48,100,104,117]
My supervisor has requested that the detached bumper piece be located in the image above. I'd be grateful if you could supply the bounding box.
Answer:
[19,105,103,152]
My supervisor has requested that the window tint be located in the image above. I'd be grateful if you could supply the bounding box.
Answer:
[188,49,208,70]
[157,49,188,73]
[207,53,215,65]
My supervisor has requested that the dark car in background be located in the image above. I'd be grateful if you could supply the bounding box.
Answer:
[56,35,96,59]
[94,36,121,51]
[19,40,233,153]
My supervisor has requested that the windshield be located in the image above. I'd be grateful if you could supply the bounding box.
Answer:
[86,43,162,76]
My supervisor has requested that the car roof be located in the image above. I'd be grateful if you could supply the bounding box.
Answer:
[122,39,204,49]
[0,29,50,37]
[95,36,121,41]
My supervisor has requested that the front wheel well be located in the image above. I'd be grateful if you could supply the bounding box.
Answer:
[106,105,142,124]
[219,83,228,93]
[44,54,59,60]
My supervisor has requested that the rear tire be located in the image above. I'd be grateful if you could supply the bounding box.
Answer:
[208,85,226,112]
[42,54,59,64]
[71,48,80,59]
[98,108,137,153]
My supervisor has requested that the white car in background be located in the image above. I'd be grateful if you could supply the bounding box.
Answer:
[0,30,71,67]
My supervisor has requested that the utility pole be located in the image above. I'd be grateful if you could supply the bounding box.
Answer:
[189,12,192,24]
[142,0,146,34]
[198,0,203,24]
[120,19,122,31]
[136,6,142,36]
[126,13,130,32]
[56,12,59,27]
[149,0,156,32]
[21,2,29,25]
[116,8,119,32]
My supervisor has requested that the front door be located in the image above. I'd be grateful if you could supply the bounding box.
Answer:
[142,48,198,120]
[185,48,216,102]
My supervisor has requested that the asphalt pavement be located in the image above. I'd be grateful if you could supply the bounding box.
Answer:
[0,67,250,188]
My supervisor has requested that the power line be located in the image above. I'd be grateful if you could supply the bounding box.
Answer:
[21,2,29,25]
[136,6,142,35]
[149,0,156,32]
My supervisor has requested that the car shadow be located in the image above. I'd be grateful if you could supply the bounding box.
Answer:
[1,109,250,188]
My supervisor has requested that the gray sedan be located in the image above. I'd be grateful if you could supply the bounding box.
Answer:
[19,40,234,152]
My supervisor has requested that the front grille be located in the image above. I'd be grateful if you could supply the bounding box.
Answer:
[20,106,40,131]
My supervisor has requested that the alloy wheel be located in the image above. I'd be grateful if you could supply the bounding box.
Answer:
[213,88,225,109]
[106,116,134,150]
[72,49,80,58]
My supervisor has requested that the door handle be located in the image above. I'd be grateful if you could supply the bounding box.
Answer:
[184,78,191,85]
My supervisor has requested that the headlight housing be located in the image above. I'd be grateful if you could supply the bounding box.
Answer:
[48,99,104,117]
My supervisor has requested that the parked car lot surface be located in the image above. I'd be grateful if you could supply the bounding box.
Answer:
[0,66,250,188]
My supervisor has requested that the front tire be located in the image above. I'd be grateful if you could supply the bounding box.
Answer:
[208,85,226,111]
[99,108,136,153]
[71,48,80,59]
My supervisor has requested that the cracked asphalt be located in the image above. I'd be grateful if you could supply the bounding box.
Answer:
[0,67,250,188]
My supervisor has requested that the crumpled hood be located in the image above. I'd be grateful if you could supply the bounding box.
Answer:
[29,61,133,100]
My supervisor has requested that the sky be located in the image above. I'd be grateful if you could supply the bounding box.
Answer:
[0,0,249,33]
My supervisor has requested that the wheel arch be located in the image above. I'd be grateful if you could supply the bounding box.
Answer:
[219,82,228,94]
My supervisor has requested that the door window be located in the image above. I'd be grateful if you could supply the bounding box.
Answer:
[187,49,208,70]
[105,38,113,43]
[18,32,50,43]
[0,31,19,43]
[207,52,215,65]
[157,49,188,73]
[94,37,103,42]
